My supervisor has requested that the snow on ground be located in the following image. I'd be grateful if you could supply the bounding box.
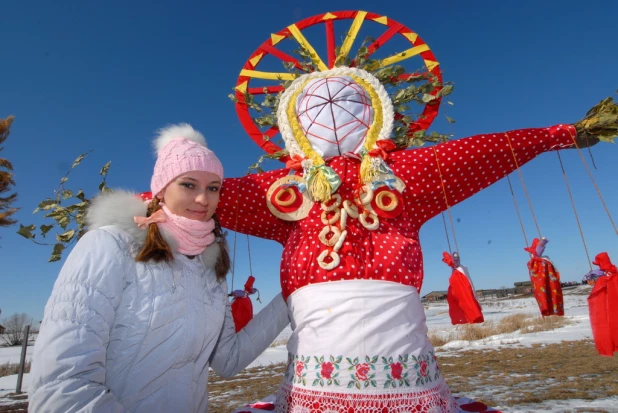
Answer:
[2,285,614,411]
[0,345,35,365]
[0,374,28,400]
[245,346,289,370]
[251,286,594,366]
[504,397,618,412]
[427,290,594,352]
[0,344,34,399]
[1,291,591,369]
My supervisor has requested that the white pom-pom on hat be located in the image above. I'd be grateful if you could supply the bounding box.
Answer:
[153,123,207,153]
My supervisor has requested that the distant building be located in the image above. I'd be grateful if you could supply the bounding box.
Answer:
[514,281,533,294]
[422,291,448,302]
[0,325,5,334]
[475,288,515,299]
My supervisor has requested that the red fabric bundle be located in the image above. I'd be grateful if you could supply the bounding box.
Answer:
[231,276,257,333]
[588,252,618,356]
[525,238,564,317]
[442,252,484,325]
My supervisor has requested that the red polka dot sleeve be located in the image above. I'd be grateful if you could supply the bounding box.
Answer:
[389,125,576,224]
[218,169,294,245]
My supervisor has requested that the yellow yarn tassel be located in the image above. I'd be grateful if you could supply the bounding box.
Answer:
[309,170,332,203]
[360,156,379,184]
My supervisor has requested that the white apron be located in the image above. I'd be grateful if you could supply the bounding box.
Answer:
[276,280,459,413]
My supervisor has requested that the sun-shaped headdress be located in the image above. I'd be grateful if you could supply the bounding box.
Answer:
[234,10,447,202]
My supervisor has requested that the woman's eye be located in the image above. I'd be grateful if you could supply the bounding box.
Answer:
[181,183,195,189]
[208,186,220,192]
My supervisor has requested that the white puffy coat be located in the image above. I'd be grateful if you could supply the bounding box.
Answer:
[28,191,290,412]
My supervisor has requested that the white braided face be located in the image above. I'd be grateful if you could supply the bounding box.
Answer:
[277,67,394,160]
[296,76,373,157]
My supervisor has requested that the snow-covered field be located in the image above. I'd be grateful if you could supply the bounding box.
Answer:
[426,289,594,351]
[250,286,596,369]
[2,286,617,412]
[0,344,34,366]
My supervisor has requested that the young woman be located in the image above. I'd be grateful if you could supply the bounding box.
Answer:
[28,124,290,413]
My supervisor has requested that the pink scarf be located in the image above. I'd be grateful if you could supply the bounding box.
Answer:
[134,205,216,255]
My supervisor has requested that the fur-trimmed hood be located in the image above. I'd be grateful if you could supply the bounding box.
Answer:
[86,190,221,269]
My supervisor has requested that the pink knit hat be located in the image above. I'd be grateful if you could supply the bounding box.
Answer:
[150,124,224,196]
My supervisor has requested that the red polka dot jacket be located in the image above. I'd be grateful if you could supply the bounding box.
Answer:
[218,125,575,299]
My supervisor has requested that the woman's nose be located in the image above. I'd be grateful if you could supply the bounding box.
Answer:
[195,191,209,206]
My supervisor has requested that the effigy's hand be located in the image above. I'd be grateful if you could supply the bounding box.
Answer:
[582,269,605,284]
[572,130,600,148]
[230,289,248,298]
[572,96,618,148]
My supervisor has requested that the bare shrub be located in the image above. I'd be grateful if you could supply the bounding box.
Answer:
[0,313,34,346]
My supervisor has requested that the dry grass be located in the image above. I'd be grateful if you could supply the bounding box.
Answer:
[429,313,571,347]
[455,313,530,342]
[496,313,532,332]
[206,340,618,412]
[520,315,570,334]
[209,364,287,413]
[0,362,30,378]
[428,332,454,347]
[0,393,27,413]
[269,338,289,348]
[441,340,618,409]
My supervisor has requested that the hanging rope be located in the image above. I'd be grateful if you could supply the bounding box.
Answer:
[438,112,454,255]
[230,184,242,292]
[245,234,261,303]
[441,212,452,254]
[246,234,253,276]
[504,133,542,238]
[506,174,530,249]
[231,231,238,292]
[583,134,598,170]
[566,129,618,236]
[432,147,460,254]
[556,151,593,271]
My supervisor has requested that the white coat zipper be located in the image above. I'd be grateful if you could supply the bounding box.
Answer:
[171,264,180,293]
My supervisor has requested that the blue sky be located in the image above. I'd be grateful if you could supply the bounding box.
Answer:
[1,0,617,322]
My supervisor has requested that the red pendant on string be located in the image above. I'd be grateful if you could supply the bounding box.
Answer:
[231,276,258,333]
